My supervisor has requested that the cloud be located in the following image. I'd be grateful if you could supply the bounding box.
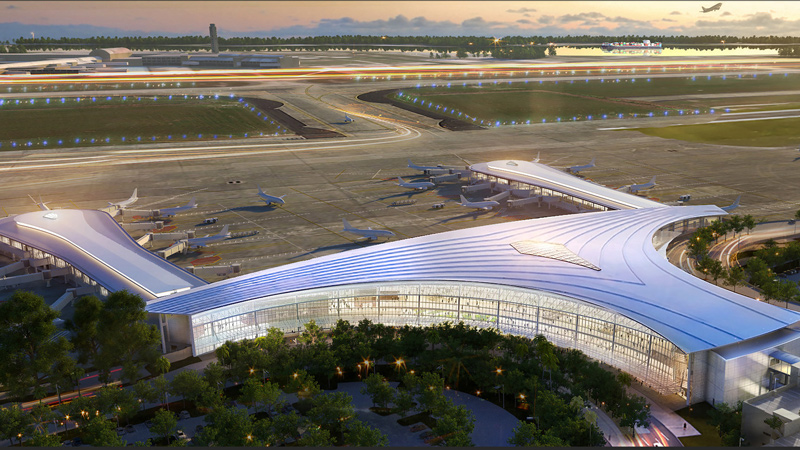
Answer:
[516,19,532,24]
[693,12,800,34]
[538,15,555,24]
[558,12,606,23]
[670,11,682,15]
[661,18,676,22]
[522,13,530,17]
[507,7,537,13]
[6,4,16,8]
[721,11,732,16]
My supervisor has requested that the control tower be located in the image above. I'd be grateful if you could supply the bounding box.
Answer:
[209,23,219,54]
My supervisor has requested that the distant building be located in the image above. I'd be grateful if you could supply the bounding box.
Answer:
[209,23,219,54]
[139,52,299,69]
[89,47,133,62]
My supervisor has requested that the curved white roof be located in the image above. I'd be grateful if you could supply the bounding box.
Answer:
[147,205,800,353]
[470,160,665,210]
[0,210,205,299]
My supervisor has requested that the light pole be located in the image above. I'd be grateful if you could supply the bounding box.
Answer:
[63,415,69,433]
[495,367,505,409]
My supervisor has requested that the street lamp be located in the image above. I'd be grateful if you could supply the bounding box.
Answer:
[64,415,70,433]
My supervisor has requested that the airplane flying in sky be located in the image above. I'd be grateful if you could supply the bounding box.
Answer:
[185,225,231,248]
[721,195,741,212]
[567,158,596,174]
[618,176,657,194]
[342,218,396,240]
[29,195,51,211]
[158,197,197,217]
[459,194,499,211]
[109,188,138,209]
[257,185,286,206]
[397,176,436,190]
[407,159,441,172]
[701,2,722,13]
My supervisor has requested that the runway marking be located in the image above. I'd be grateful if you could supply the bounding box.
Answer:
[334,169,346,179]
[371,169,382,179]
[139,187,209,208]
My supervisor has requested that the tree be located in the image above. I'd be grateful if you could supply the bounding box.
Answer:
[170,370,209,409]
[0,290,72,399]
[154,356,171,376]
[83,415,125,447]
[433,402,475,446]
[153,375,170,410]
[239,377,284,414]
[0,404,31,446]
[28,402,57,435]
[726,266,747,293]
[151,409,178,442]
[765,415,783,440]
[196,405,254,446]
[456,48,468,59]
[65,295,103,365]
[308,391,356,439]
[507,421,567,446]
[133,379,157,410]
[287,369,321,399]
[344,419,389,446]
[742,214,757,235]
[203,361,227,390]
[617,394,650,436]
[297,426,334,446]
[547,45,557,56]
[96,290,161,384]
[709,259,726,285]
[392,387,416,417]
[298,319,325,346]
[270,411,304,445]
[28,431,61,447]
[361,373,395,408]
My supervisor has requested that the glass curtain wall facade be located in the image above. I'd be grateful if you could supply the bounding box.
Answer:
[189,281,688,395]
[470,172,611,212]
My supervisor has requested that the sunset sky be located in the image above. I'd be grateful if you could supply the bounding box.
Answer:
[2,1,800,40]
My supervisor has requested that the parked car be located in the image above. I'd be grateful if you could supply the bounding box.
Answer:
[125,424,136,433]
[175,430,188,441]
[179,410,191,420]
[61,439,72,447]
[71,437,83,447]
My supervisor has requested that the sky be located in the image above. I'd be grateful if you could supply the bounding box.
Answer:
[2,1,800,41]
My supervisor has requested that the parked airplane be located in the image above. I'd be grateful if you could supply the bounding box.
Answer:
[701,2,722,12]
[186,225,231,248]
[618,176,657,193]
[158,197,197,217]
[257,185,286,206]
[109,188,138,209]
[29,195,50,211]
[568,158,596,174]
[344,114,355,124]
[342,218,396,240]
[407,159,441,172]
[397,176,436,190]
[721,195,741,212]
[459,194,500,211]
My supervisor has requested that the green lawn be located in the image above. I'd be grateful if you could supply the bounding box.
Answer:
[0,98,286,149]
[393,73,800,125]
[634,117,800,147]
[674,402,724,447]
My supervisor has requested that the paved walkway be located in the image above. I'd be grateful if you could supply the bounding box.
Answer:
[628,383,699,441]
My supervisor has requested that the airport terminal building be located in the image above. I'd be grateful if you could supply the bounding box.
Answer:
[145,192,800,406]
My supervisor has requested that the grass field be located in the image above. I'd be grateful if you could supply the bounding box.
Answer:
[0,97,286,149]
[633,117,800,147]
[674,402,724,447]
[393,73,800,125]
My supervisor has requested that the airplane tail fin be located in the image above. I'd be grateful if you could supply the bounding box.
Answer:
[131,188,138,201]
[460,194,468,205]
[219,224,230,236]
[532,152,540,163]
[650,175,657,185]
[342,218,353,230]
[590,157,596,166]
[407,159,414,168]
[257,184,265,194]
[397,176,405,184]
[186,197,197,208]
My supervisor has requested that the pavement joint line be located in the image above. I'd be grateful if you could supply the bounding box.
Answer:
[289,186,409,238]
[334,169,346,179]
[139,187,209,209]
[279,201,356,243]
[371,169,382,179]
[217,203,304,251]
